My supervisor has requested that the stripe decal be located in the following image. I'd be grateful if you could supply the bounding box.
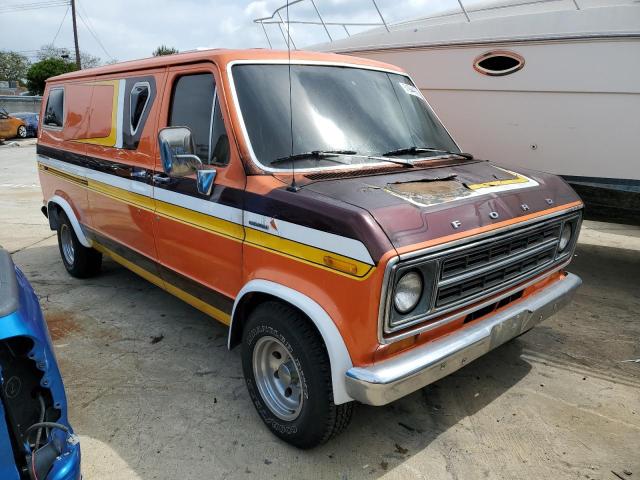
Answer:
[245,227,373,279]
[115,79,125,148]
[75,80,120,146]
[86,228,233,323]
[38,152,376,276]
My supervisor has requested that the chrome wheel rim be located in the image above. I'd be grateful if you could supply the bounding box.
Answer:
[60,224,75,265]
[18,126,26,138]
[252,336,303,421]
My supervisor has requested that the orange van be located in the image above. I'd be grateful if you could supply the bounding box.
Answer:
[37,49,583,448]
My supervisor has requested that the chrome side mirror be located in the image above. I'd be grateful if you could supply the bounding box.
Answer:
[158,127,216,195]
[158,127,202,177]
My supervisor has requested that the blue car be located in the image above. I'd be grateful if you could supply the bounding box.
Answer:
[10,113,39,137]
[0,250,80,480]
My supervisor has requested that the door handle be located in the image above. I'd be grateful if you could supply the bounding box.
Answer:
[152,173,172,185]
[130,168,148,180]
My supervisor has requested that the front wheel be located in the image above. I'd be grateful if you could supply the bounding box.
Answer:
[57,211,102,278]
[242,301,353,449]
[17,125,27,138]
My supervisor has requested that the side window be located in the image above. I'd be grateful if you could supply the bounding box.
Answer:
[169,73,215,162]
[130,82,150,134]
[210,96,229,165]
[44,88,64,128]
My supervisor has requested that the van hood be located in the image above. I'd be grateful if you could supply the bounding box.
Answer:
[303,160,582,252]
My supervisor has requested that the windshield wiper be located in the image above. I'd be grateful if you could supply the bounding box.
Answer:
[271,150,357,166]
[383,146,474,160]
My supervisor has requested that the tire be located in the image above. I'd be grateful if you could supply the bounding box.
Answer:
[242,301,353,449]
[17,125,27,138]
[56,211,102,278]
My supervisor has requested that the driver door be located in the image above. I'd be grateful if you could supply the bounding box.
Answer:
[152,63,245,325]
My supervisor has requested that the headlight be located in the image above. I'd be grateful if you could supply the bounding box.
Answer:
[559,223,572,252]
[393,271,422,314]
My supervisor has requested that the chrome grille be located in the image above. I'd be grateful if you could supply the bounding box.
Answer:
[382,211,582,337]
[435,222,561,307]
[440,223,560,280]
[436,244,556,307]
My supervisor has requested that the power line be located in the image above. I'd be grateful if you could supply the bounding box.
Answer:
[51,5,70,45]
[0,1,69,13]
[78,2,115,60]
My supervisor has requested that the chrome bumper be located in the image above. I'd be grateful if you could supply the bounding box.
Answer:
[345,273,582,406]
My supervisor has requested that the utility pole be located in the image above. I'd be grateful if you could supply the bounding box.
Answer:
[70,0,81,69]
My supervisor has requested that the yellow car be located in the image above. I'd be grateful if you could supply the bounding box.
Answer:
[0,110,28,140]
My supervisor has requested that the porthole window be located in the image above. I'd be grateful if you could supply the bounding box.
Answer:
[473,51,524,76]
[130,81,150,135]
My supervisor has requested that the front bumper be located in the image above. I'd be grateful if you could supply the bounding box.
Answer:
[345,272,582,406]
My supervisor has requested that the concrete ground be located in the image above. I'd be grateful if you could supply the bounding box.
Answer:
[1,142,638,480]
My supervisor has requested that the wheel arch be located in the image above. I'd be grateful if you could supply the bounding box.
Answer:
[46,195,92,248]
[229,279,354,405]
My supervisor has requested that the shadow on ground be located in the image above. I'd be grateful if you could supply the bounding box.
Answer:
[11,240,640,479]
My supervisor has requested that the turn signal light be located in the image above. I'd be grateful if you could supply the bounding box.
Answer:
[323,256,358,275]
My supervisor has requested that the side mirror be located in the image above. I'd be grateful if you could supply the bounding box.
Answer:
[158,127,203,177]
[158,127,216,195]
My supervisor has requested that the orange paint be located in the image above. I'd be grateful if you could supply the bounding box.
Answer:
[38,49,582,373]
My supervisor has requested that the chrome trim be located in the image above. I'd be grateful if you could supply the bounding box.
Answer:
[225,59,462,174]
[348,272,582,406]
[473,50,525,77]
[207,88,217,164]
[378,206,582,344]
[399,204,583,262]
[436,238,557,288]
[129,81,151,136]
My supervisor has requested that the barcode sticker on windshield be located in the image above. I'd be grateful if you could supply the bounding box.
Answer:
[399,83,424,100]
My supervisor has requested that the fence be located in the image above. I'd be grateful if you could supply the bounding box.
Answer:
[0,96,42,114]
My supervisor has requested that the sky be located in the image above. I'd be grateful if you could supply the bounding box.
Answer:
[0,0,462,64]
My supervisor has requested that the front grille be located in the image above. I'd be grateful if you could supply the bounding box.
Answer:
[440,223,560,280]
[432,219,565,312]
[434,221,563,308]
[383,211,581,335]
[436,244,555,307]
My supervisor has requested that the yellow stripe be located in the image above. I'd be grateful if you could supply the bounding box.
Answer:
[75,79,119,147]
[87,179,155,210]
[42,163,373,279]
[467,171,529,190]
[39,164,87,186]
[93,242,231,325]
[245,227,374,280]
[155,201,244,241]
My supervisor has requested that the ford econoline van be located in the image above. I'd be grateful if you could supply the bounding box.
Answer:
[37,49,583,448]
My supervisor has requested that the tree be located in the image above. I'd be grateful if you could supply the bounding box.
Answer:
[37,44,102,69]
[153,45,179,56]
[0,51,30,82]
[26,58,76,95]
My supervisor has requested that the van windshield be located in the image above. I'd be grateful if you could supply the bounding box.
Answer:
[231,64,460,171]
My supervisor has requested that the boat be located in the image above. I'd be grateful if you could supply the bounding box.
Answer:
[254,0,640,224]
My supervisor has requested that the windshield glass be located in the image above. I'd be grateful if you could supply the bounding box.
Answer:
[231,64,460,170]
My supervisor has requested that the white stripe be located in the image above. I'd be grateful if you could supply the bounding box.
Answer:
[243,212,374,265]
[115,79,125,148]
[154,187,243,225]
[38,155,88,179]
[38,154,375,265]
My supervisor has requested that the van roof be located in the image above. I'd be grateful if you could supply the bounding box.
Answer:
[48,48,404,82]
